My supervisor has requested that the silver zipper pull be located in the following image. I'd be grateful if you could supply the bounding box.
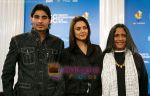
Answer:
[87,82,91,93]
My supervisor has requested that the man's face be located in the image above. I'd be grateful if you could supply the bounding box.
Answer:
[31,10,50,32]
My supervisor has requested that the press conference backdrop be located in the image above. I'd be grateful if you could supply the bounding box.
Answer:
[24,0,100,48]
[125,0,150,93]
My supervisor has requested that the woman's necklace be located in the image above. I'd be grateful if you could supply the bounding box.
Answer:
[114,50,125,69]
[116,62,125,68]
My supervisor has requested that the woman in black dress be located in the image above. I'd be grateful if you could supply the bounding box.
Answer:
[61,16,102,96]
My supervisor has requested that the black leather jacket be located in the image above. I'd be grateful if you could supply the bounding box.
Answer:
[1,30,64,96]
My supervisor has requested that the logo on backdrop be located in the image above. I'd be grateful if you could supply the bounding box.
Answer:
[134,10,142,21]
[51,12,89,24]
[82,12,89,20]
[133,10,145,25]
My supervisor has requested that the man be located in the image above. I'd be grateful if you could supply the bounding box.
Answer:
[1,4,64,96]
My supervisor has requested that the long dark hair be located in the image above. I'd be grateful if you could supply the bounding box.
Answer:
[104,23,138,53]
[69,16,91,49]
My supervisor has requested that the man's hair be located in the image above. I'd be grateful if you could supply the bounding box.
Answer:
[31,4,51,19]
[104,23,138,53]
[69,16,91,49]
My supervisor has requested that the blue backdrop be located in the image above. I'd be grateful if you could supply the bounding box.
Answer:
[125,0,150,93]
[24,0,100,48]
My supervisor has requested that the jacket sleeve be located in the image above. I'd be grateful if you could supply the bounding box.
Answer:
[89,45,102,96]
[134,53,148,96]
[1,37,18,96]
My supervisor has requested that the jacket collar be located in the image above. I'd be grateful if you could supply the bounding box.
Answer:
[71,44,94,56]
[31,29,50,41]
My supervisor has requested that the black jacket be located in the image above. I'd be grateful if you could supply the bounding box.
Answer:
[61,44,102,96]
[133,53,148,96]
[1,30,64,96]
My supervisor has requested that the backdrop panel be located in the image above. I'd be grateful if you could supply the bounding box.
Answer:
[24,0,100,47]
[125,0,150,93]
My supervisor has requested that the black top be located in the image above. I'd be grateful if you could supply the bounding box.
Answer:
[61,44,102,96]
[114,52,126,96]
